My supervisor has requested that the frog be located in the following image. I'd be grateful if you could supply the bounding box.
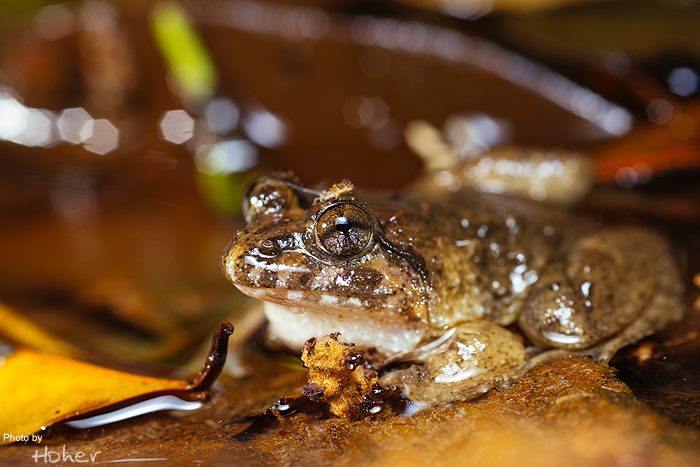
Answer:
[221,171,684,404]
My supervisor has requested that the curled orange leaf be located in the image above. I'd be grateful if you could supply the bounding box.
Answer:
[0,321,233,445]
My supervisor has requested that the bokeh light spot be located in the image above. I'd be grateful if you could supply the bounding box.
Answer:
[646,99,674,125]
[0,95,29,141]
[342,96,390,129]
[615,164,652,189]
[194,139,258,175]
[668,67,699,97]
[369,120,401,151]
[159,109,195,144]
[15,110,59,148]
[604,52,631,77]
[242,108,287,148]
[529,186,547,201]
[84,119,119,155]
[79,0,119,32]
[35,4,74,40]
[444,113,510,155]
[205,98,239,134]
[57,108,94,144]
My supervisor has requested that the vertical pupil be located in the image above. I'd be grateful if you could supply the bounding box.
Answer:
[335,216,351,233]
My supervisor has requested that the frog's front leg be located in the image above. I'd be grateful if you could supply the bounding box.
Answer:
[517,227,684,361]
[378,321,527,404]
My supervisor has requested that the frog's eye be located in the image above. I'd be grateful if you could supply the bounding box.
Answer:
[243,173,301,223]
[315,203,373,258]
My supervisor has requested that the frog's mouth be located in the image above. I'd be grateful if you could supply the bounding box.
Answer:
[233,284,394,311]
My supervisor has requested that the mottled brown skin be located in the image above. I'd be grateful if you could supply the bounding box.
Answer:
[221,172,684,403]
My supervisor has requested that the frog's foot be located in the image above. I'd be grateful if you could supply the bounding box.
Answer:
[517,227,684,360]
[378,322,527,404]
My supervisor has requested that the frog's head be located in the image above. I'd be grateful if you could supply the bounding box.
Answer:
[221,172,428,354]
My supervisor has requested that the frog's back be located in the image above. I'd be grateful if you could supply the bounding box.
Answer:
[364,188,574,329]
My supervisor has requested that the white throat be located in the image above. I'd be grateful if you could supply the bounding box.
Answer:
[263,301,424,358]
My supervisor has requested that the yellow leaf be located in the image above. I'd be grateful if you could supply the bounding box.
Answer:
[0,321,233,445]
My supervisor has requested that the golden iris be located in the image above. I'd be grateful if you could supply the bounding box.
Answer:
[315,203,373,257]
